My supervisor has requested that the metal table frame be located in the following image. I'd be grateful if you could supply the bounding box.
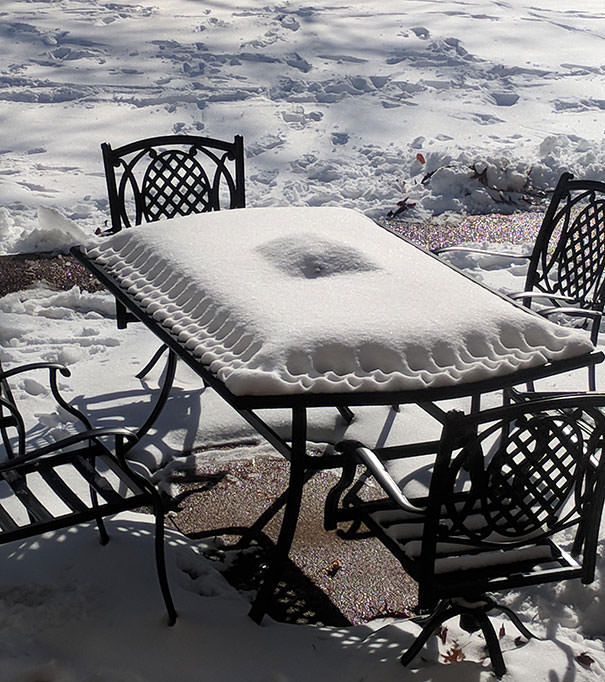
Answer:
[71,233,604,623]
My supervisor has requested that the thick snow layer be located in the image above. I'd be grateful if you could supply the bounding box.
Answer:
[84,207,594,395]
[1,0,605,254]
[0,511,603,682]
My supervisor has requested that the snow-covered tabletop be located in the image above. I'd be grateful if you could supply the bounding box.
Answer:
[82,207,594,396]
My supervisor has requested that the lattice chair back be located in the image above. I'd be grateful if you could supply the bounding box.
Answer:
[102,134,245,233]
[526,172,605,311]
[417,396,605,610]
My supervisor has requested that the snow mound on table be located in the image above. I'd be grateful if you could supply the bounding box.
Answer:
[83,207,594,396]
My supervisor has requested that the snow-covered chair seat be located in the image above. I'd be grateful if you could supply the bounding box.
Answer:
[0,359,176,625]
[435,172,605,389]
[326,393,605,678]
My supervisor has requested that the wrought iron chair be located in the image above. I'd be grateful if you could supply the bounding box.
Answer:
[102,133,245,233]
[435,173,605,389]
[101,134,245,329]
[101,134,245,413]
[325,394,605,678]
[0,359,177,625]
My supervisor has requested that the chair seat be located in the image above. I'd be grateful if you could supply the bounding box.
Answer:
[383,455,435,499]
[0,446,148,544]
[371,508,561,577]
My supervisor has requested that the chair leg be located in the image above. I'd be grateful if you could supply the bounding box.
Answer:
[92,490,110,545]
[88,460,109,545]
[494,603,539,641]
[135,343,170,380]
[401,596,534,678]
[337,405,355,423]
[475,611,507,679]
[324,458,357,531]
[153,500,177,625]
[400,601,457,667]
[133,349,178,443]
[589,363,596,392]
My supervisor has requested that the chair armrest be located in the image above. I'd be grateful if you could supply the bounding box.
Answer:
[0,361,93,431]
[539,306,602,345]
[433,246,532,260]
[0,427,138,471]
[509,291,577,305]
[0,362,71,381]
[337,440,426,514]
[538,306,602,321]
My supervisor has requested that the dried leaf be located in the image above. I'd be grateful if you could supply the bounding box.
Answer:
[386,197,416,219]
[514,636,528,648]
[416,152,426,164]
[438,626,448,644]
[442,645,465,664]
[575,652,594,668]
[326,559,342,577]
[499,623,506,639]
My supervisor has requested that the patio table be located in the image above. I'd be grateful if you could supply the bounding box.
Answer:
[71,206,603,621]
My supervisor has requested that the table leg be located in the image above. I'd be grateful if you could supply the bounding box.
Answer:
[248,406,307,624]
[132,349,177,443]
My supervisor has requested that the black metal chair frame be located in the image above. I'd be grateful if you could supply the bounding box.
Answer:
[102,133,245,329]
[101,134,245,400]
[0,360,177,625]
[435,172,605,389]
[102,133,245,234]
[326,394,605,677]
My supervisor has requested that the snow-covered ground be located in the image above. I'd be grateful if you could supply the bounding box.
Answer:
[1,0,605,254]
[2,1,605,680]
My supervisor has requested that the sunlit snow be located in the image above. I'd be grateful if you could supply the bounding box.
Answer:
[2,1,605,680]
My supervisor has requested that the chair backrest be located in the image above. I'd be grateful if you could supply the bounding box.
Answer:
[0,361,23,459]
[526,172,605,307]
[102,134,245,232]
[420,395,605,594]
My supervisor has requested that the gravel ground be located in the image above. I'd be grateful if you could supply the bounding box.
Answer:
[0,212,543,298]
[167,455,417,626]
[0,252,104,297]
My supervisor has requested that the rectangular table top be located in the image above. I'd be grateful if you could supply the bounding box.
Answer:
[76,207,597,403]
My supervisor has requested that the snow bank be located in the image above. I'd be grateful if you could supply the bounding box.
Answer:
[1,0,604,253]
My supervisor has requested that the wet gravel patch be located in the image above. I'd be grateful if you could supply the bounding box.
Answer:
[0,213,543,298]
[0,252,105,297]
[167,454,417,626]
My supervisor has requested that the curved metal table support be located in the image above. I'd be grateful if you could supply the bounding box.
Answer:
[131,348,178,446]
[248,406,307,623]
